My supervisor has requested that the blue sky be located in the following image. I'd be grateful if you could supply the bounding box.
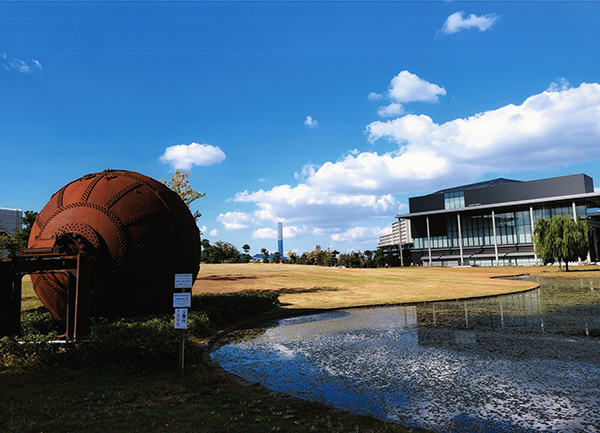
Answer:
[2,1,600,255]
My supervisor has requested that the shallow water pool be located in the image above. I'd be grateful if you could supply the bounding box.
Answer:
[210,277,600,432]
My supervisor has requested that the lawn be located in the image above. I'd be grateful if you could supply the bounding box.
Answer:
[194,263,546,310]
[7,263,600,433]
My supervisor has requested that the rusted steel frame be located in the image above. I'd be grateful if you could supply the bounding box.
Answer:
[0,259,22,337]
[0,255,92,339]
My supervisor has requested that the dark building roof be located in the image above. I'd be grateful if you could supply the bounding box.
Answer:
[434,178,521,194]
[401,173,598,217]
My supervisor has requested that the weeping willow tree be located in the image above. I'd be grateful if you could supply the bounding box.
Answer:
[533,215,590,271]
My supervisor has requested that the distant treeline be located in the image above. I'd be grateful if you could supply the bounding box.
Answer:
[200,238,411,268]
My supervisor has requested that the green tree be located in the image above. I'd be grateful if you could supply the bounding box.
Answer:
[373,249,385,268]
[287,250,298,264]
[270,251,282,263]
[161,170,205,221]
[240,244,251,263]
[327,250,339,267]
[200,239,217,263]
[533,215,591,271]
[215,241,241,263]
[0,210,38,257]
[338,252,361,268]
[299,252,308,264]
[261,248,270,264]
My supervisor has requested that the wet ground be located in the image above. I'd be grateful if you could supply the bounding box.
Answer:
[210,276,600,432]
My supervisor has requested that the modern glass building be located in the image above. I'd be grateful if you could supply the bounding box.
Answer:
[0,207,22,236]
[397,174,600,267]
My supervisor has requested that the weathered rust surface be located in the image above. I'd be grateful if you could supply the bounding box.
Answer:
[28,169,200,319]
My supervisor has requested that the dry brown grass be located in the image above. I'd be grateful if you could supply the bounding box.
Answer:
[23,263,600,312]
[193,263,599,310]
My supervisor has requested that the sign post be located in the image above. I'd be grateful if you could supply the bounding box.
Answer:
[174,274,192,375]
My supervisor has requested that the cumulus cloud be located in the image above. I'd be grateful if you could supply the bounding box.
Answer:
[217,211,255,231]
[231,81,600,243]
[388,71,446,104]
[547,78,570,92]
[160,142,226,170]
[2,53,43,73]
[331,226,390,243]
[366,82,600,184]
[378,103,404,117]
[304,116,319,128]
[371,71,446,118]
[442,12,499,34]
[235,182,400,230]
[252,225,306,240]
[210,229,219,237]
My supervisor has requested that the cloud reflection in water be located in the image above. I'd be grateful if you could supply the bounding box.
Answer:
[211,278,600,432]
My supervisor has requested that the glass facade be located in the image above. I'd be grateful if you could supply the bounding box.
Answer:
[444,191,465,209]
[413,204,587,251]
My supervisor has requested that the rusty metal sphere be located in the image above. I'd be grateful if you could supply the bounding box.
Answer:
[28,169,200,319]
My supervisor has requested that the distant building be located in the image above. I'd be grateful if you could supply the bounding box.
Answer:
[0,207,22,236]
[378,219,412,250]
[397,174,600,267]
[378,219,413,266]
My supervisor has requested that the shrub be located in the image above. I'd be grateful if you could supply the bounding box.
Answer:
[1,290,280,371]
[190,290,279,325]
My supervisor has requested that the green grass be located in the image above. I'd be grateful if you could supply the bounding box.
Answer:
[8,263,595,433]
[0,364,415,433]
[20,276,40,311]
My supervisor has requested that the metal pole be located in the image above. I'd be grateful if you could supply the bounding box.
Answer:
[492,210,499,266]
[457,213,464,266]
[426,217,432,267]
[530,207,537,264]
[179,329,185,376]
[399,219,404,268]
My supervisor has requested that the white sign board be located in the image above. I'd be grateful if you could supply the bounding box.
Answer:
[174,273,193,289]
[173,293,192,308]
[174,308,188,329]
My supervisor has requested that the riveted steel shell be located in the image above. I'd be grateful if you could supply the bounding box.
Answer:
[28,170,200,319]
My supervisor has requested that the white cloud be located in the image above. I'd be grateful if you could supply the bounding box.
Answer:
[235,181,400,230]
[331,226,390,243]
[231,81,600,243]
[160,142,226,170]
[547,78,570,92]
[255,225,307,239]
[388,71,446,104]
[370,71,446,118]
[365,82,600,185]
[252,227,276,239]
[442,11,499,34]
[217,211,255,231]
[2,55,43,73]
[304,116,319,128]
[378,103,404,117]
[251,225,315,240]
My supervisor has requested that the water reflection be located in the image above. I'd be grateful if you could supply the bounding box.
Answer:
[210,277,600,433]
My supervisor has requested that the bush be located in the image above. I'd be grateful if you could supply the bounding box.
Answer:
[1,290,280,371]
[190,290,279,325]
[20,307,63,335]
